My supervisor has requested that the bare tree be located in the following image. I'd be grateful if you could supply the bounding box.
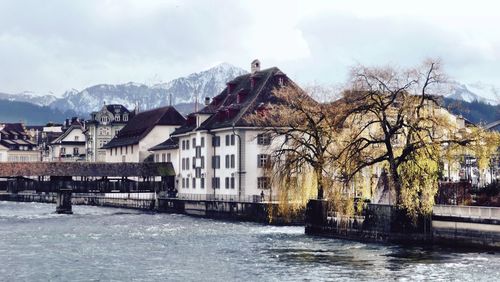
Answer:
[246,85,342,200]
[336,59,481,215]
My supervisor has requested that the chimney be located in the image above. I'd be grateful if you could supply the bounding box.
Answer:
[204,97,211,106]
[251,59,260,73]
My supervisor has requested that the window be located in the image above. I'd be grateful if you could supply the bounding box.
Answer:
[182,140,185,150]
[257,133,271,145]
[115,114,120,121]
[120,147,123,155]
[192,178,196,188]
[231,135,235,145]
[257,154,270,168]
[162,153,166,162]
[155,154,159,162]
[201,137,205,147]
[195,168,202,178]
[125,146,128,154]
[182,178,185,188]
[110,149,113,156]
[182,158,185,170]
[225,177,230,189]
[225,135,230,146]
[60,147,66,155]
[192,138,196,147]
[212,156,220,169]
[186,140,190,150]
[75,136,79,141]
[201,178,205,189]
[212,136,220,147]
[167,153,171,162]
[258,177,270,189]
[73,147,79,156]
[225,155,230,169]
[200,156,205,169]
[186,158,190,169]
[212,177,220,189]
[192,157,196,169]
[195,146,201,158]
[231,154,235,168]
[231,177,235,189]
[186,178,189,188]
[278,77,284,86]
[101,116,109,123]
[123,114,128,121]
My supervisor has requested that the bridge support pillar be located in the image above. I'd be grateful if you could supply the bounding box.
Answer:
[56,188,73,214]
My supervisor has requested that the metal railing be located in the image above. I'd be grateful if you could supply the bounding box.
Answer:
[433,205,500,220]
[169,193,264,203]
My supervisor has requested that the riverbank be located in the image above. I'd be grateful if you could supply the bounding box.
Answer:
[0,192,303,225]
[305,200,500,251]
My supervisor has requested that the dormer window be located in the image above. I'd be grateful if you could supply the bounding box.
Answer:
[278,77,284,86]
[101,116,109,123]
[237,91,246,104]
[123,114,128,121]
[115,114,120,121]
[75,136,79,141]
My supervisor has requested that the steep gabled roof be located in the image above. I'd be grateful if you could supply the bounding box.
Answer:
[172,66,293,135]
[102,106,185,149]
[51,124,84,144]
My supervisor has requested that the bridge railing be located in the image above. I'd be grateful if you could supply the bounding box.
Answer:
[433,205,500,220]
[0,179,169,194]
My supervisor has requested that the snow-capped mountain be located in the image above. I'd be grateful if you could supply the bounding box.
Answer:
[49,63,247,114]
[445,82,498,105]
[0,91,57,106]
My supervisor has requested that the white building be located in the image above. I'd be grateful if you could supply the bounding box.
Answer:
[86,104,133,162]
[102,106,185,163]
[0,123,40,162]
[49,119,86,162]
[168,60,291,201]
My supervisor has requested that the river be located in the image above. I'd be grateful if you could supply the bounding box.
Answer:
[0,201,498,281]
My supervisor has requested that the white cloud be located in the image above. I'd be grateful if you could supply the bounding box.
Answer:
[0,0,499,100]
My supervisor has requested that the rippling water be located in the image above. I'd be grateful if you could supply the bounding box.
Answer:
[0,201,498,281]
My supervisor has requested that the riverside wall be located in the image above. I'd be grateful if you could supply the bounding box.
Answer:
[305,199,500,250]
[0,192,303,225]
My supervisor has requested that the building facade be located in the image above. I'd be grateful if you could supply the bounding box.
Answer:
[103,106,185,163]
[49,118,86,162]
[0,123,40,162]
[169,60,291,201]
[86,104,133,162]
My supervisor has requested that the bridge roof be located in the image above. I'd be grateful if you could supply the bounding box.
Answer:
[0,162,175,177]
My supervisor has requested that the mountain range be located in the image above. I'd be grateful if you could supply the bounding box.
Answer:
[0,63,498,125]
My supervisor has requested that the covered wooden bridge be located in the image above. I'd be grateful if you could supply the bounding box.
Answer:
[0,162,176,194]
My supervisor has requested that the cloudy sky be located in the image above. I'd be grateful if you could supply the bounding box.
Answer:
[1,0,499,99]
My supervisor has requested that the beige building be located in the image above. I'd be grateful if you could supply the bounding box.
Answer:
[86,104,133,162]
[103,106,185,163]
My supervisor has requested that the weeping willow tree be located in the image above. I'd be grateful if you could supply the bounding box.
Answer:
[336,59,490,218]
[467,127,500,186]
[245,84,345,217]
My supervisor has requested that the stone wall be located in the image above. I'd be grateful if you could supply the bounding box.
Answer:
[305,200,431,244]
